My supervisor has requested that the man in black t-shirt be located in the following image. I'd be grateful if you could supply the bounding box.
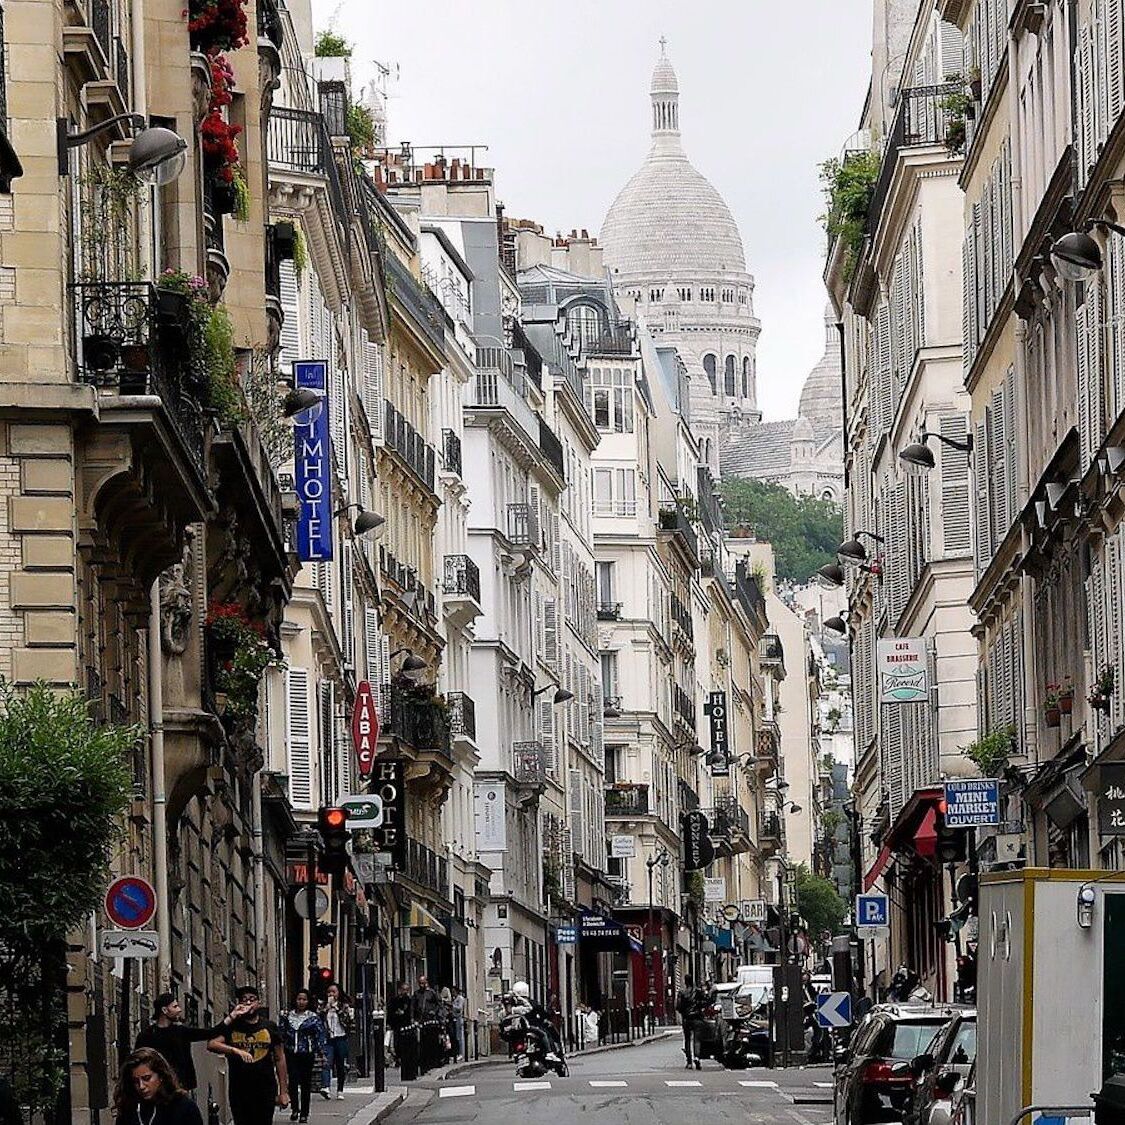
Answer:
[208,986,288,1125]
[135,992,251,1091]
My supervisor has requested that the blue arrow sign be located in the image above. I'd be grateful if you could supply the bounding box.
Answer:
[816,990,853,1029]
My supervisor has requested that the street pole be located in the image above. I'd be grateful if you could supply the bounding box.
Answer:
[647,858,656,1020]
[306,836,318,995]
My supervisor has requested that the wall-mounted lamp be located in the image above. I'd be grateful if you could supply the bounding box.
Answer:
[390,648,428,676]
[815,563,845,588]
[837,531,884,566]
[284,386,321,418]
[900,430,974,474]
[824,615,847,636]
[57,113,187,182]
[532,683,574,705]
[1077,884,1096,929]
[335,503,385,538]
[1097,447,1125,477]
[1050,218,1125,283]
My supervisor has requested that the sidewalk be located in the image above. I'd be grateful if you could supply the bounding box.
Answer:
[303,1084,406,1125]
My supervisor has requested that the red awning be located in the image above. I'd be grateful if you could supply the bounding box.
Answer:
[914,805,938,858]
[864,845,892,891]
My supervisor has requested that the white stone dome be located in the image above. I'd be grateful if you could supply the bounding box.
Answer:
[601,47,747,280]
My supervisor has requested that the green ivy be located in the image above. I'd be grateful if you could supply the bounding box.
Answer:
[233,168,251,222]
[314,29,351,57]
[292,224,308,279]
[204,304,246,425]
[819,150,881,282]
[964,726,1014,778]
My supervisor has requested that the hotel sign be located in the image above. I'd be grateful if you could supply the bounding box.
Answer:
[293,360,332,562]
[706,690,730,776]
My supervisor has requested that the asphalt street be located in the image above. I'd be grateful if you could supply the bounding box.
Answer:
[382,1036,835,1125]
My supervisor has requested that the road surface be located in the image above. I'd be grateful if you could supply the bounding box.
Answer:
[381,1034,834,1125]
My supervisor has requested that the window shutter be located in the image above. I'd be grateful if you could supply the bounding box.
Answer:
[989,387,1008,545]
[973,420,989,577]
[337,703,353,798]
[1077,292,1093,472]
[539,697,557,778]
[319,680,335,806]
[939,413,972,556]
[331,355,347,486]
[962,229,974,377]
[1089,279,1106,459]
[579,665,590,744]
[543,599,558,671]
[876,303,893,437]
[1106,534,1123,730]
[363,333,384,442]
[1108,0,1125,125]
[342,544,354,669]
[286,668,312,808]
[940,18,964,78]
[279,258,301,371]
[316,559,334,611]
[1002,368,1018,523]
[364,606,381,685]
[1109,237,1125,420]
[568,768,585,845]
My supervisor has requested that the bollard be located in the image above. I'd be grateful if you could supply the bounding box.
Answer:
[372,1010,386,1094]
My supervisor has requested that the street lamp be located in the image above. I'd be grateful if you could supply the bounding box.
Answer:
[815,563,845,588]
[603,699,622,719]
[824,614,847,636]
[837,531,884,566]
[899,430,974,474]
[283,386,321,417]
[335,503,385,538]
[646,847,671,1020]
[1049,218,1125,282]
[532,683,574,705]
[390,648,428,677]
[56,114,188,182]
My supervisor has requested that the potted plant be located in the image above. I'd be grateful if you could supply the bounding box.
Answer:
[1090,665,1116,714]
[1058,676,1075,715]
[188,0,249,53]
[204,601,280,722]
[156,268,207,326]
[1044,684,1061,728]
[968,65,982,102]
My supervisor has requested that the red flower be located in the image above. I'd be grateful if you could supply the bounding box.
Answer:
[188,0,249,51]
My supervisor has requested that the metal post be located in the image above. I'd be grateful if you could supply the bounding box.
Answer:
[306,839,318,994]
[647,859,656,1017]
[372,1009,386,1093]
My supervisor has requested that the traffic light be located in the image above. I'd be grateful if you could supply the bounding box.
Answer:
[317,806,351,877]
[311,965,334,998]
[936,809,967,863]
[314,922,337,948]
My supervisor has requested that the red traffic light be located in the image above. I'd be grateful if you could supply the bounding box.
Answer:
[320,807,347,830]
[316,966,333,982]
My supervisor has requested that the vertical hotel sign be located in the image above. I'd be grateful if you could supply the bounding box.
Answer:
[706,690,730,776]
[294,360,332,562]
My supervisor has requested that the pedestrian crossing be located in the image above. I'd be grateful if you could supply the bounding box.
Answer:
[434,1076,813,1096]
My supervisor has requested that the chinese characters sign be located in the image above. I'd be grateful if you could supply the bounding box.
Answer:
[1097,763,1125,836]
[293,360,332,562]
[876,637,930,703]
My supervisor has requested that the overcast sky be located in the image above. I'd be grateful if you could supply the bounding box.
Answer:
[310,1,874,422]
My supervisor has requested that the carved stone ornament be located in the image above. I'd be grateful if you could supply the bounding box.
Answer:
[159,528,196,655]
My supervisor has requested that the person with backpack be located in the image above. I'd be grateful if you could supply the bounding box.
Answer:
[675,975,707,1069]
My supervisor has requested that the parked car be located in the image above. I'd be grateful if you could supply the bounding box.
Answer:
[948,1060,975,1125]
[904,1010,976,1125]
[834,1005,952,1125]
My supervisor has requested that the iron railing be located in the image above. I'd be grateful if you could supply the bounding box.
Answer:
[71,280,206,471]
[384,400,436,492]
[760,633,784,665]
[670,591,693,642]
[513,741,546,786]
[756,723,780,765]
[506,503,539,547]
[443,554,480,602]
[257,0,284,44]
[605,784,649,815]
[582,322,634,355]
[678,780,700,813]
[442,428,462,476]
[597,602,622,620]
[385,248,447,355]
[91,0,111,61]
[658,503,699,562]
[378,546,437,622]
[470,347,540,443]
[759,812,782,842]
[114,36,130,103]
[538,415,566,481]
[673,684,696,729]
[380,683,452,757]
[734,559,766,620]
[697,466,724,535]
[447,691,476,741]
[711,795,751,837]
[404,838,449,898]
[510,321,543,389]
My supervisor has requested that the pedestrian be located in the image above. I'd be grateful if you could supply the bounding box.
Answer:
[450,986,466,1061]
[579,1002,600,1048]
[412,975,442,1074]
[439,986,454,1064]
[281,989,325,1124]
[113,1047,203,1125]
[135,992,252,1093]
[388,982,418,1081]
[207,985,288,1125]
[675,975,706,1070]
[317,984,354,1099]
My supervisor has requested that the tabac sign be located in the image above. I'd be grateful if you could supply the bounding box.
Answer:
[876,637,930,704]
[352,680,380,779]
[293,360,332,562]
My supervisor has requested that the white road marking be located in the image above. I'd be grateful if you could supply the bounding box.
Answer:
[665,1080,703,1087]
[814,1082,834,1088]
[439,1086,476,1098]
[739,1080,780,1087]
[348,1086,375,1094]
[589,1081,628,1088]
[514,1080,552,1091]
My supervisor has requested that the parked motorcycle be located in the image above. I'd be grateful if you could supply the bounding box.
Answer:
[499,1013,568,1078]
[721,1016,770,1068]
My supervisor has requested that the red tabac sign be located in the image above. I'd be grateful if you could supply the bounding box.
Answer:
[353,680,380,778]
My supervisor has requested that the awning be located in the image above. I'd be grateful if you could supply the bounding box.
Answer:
[864,845,892,891]
[579,910,643,954]
[914,806,938,858]
[883,787,944,860]
[407,902,447,936]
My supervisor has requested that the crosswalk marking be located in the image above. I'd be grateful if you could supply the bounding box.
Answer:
[514,1081,552,1091]
[589,1080,628,1088]
[814,1082,834,1089]
[739,1080,780,1088]
[666,1080,703,1087]
[439,1085,476,1098]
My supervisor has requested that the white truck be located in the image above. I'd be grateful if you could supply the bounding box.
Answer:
[977,867,1125,1125]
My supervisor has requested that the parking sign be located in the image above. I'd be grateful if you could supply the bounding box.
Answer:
[855,893,889,928]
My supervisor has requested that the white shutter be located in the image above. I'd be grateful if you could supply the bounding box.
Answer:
[1106,534,1123,730]
[1077,291,1094,472]
[567,768,585,845]
[939,413,972,556]
[316,559,334,612]
[543,599,559,671]
[973,420,989,577]
[286,668,313,808]
[337,704,353,799]
[538,698,557,778]
[989,388,1008,545]
[279,258,301,371]
[1109,237,1125,422]
[364,606,381,686]
[1089,279,1106,459]
[319,680,335,806]
[962,231,974,378]
[342,543,354,668]
[940,18,963,79]
[1108,0,1125,126]
[876,303,893,437]
[363,333,384,442]
[1002,369,1018,523]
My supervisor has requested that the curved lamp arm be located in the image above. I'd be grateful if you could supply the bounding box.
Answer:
[57,113,146,175]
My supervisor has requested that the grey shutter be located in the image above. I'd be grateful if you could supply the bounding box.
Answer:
[286,668,313,808]
[319,680,335,806]
[973,420,989,577]
[939,414,972,556]
[543,599,558,671]
[567,768,585,851]
[539,697,557,778]
[364,606,381,686]
[1077,291,1093,472]
[342,543,354,669]
[279,258,301,371]
[1002,369,1018,524]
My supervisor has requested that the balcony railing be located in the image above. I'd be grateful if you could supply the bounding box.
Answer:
[378,546,437,622]
[256,0,283,46]
[513,741,546,786]
[673,684,696,729]
[385,248,447,355]
[759,812,782,842]
[380,683,452,757]
[678,780,700,813]
[443,554,481,603]
[404,838,449,898]
[71,281,205,471]
[538,415,566,482]
[697,466,724,535]
[605,783,649,815]
[582,322,634,356]
[670,591,694,642]
[597,602,622,621]
[734,560,766,620]
[711,795,751,837]
[384,401,436,492]
[760,633,784,666]
[866,82,961,237]
[658,503,699,562]
[442,428,462,476]
[447,691,476,741]
[507,502,540,548]
[510,321,543,390]
[470,348,540,444]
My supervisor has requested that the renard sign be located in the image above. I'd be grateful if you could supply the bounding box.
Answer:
[352,680,380,779]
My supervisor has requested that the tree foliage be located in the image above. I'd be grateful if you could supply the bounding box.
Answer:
[0,683,135,946]
[721,478,843,583]
[795,864,848,938]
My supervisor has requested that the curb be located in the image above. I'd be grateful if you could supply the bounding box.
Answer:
[355,1088,406,1125]
[439,1028,678,1080]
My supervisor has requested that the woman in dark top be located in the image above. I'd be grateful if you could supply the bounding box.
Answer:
[114,1048,203,1125]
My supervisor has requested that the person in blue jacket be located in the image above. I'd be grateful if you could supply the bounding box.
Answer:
[280,989,326,1123]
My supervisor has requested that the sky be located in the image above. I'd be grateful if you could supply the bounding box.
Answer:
[309,1,874,422]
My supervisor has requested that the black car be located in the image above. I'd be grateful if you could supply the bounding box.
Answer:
[834,1005,952,1125]
[903,1011,976,1125]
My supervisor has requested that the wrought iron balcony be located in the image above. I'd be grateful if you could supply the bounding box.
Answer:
[734,559,766,621]
[404,838,449,899]
[378,546,436,623]
[380,682,452,758]
[513,741,546,787]
[510,320,543,390]
[678,780,700,813]
[256,0,283,45]
[538,415,566,482]
[447,691,476,741]
[605,783,649,815]
[385,248,448,355]
[673,684,696,728]
[760,633,784,667]
[582,322,634,356]
[443,554,481,603]
[756,722,780,767]
[711,795,751,838]
[507,502,540,548]
[442,428,462,477]
[658,502,699,562]
[759,811,782,843]
[597,602,622,621]
[384,401,436,493]
[670,591,694,642]
[71,280,205,471]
